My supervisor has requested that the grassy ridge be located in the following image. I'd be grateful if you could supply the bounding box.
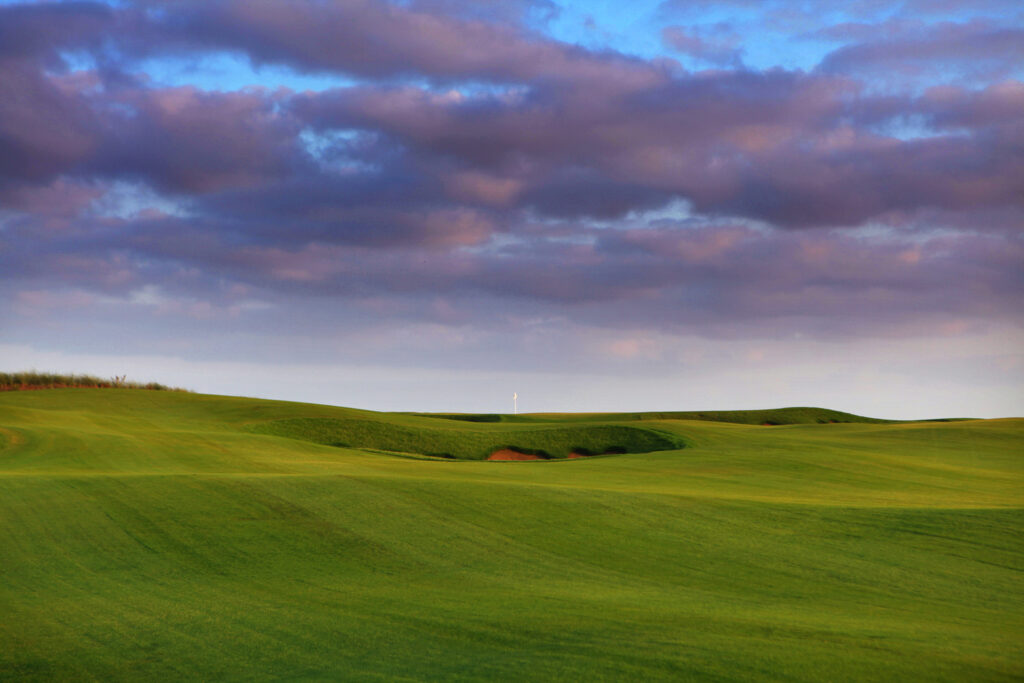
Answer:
[248,416,685,459]
[0,389,1021,681]
[419,406,898,425]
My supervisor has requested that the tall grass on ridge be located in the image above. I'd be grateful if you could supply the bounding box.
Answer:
[0,371,186,392]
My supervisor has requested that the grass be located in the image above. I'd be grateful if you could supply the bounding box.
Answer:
[0,371,184,392]
[0,389,1021,681]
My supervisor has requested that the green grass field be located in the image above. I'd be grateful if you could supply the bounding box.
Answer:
[0,389,1021,681]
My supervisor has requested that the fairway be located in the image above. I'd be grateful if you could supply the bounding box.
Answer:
[1,389,1022,681]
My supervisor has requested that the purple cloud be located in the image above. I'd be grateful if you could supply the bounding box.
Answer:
[133,0,657,86]
[293,67,1023,226]
[0,2,112,62]
[818,20,1024,84]
[662,26,743,66]
[95,86,303,193]
[1,0,1021,362]
[0,58,99,184]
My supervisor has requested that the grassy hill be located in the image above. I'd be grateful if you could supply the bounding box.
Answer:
[0,389,1021,680]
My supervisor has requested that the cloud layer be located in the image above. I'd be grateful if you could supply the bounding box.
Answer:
[1,0,1021,413]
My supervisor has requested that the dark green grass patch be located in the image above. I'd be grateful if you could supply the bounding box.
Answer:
[246,416,683,459]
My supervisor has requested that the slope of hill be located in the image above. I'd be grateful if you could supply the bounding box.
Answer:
[0,389,1020,681]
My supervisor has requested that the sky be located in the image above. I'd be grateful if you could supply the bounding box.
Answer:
[1,0,1022,418]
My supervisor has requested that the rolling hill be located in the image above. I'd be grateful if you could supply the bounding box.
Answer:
[0,388,1021,680]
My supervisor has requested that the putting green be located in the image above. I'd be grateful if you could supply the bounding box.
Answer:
[1,389,1021,680]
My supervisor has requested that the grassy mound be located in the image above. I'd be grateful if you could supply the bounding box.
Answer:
[629,406,891,424]
[0,389,1020,681]
[248,416,683,459]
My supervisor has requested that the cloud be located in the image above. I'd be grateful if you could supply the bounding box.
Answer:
[293,68,1023,226]
[3,1,1019,229]
[818,20,1024,85]
[662,26,743,66]
[94,85,303,193]
[0,2,113,62]
[660,0,1023,22]
[15,202,1016,343]
[1,0,1021,362]
[0,58,100,184]
[133,0,658,86]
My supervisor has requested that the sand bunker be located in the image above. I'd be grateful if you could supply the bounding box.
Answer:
[487,449,543,461]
